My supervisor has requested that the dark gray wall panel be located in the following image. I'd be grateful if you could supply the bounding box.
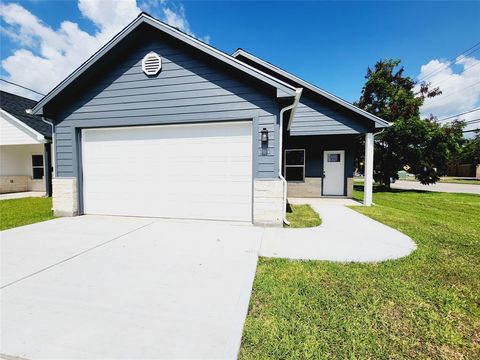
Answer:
[236,54,377,135]
[283,134,357,195]
[52,36,280,178]
[290,97,369,136]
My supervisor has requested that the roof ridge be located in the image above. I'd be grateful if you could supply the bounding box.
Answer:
[0,90,37,103]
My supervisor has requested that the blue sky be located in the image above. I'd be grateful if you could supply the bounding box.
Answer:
[1,0,479,127]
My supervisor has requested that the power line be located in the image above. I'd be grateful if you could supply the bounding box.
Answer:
[429,62,480,89]
[464,118,480,125]
[417,41,480,82]
[0,78,45,96]
[463,128,479,133]
[438,108,480,122]
[439,80,480,100]
[418,41,480,82]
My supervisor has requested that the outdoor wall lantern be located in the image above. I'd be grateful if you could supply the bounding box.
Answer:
[261,127,269,143]
[260,128,269,156]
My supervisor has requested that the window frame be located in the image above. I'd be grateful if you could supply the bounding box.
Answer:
[284,148,306,182]
[327,153,341,163]
[31,154,45,180]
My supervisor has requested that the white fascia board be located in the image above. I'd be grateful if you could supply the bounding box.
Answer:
[32,14,296,115]
[0,109,46,143]
[233,49,390,128]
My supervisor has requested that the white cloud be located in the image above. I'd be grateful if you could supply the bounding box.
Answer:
[417,55,480,131]
[141,0,210,42]
[78,0,140,35]
[163,7,190,34]
[0,0,208,100]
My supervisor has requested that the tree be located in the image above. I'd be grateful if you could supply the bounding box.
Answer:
[460,132,480,166]
[355,59,464,187]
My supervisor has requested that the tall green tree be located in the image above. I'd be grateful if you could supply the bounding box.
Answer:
[459,132,480,166]
[355,59,464,187]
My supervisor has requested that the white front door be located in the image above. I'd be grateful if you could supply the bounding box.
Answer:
[81,121,252,222]
[323,150,345,196]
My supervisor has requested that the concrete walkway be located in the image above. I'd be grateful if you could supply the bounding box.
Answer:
[392,180,480,194]
[261,199,416,262]
[0,192,45,200]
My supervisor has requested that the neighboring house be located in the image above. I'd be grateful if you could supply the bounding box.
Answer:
[0,91,52,195]
[30,13,387,225]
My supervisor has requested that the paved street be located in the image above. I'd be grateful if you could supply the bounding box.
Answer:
[391,180,480,195]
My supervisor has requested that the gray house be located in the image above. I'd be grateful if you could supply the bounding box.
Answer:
[30,13,387,226]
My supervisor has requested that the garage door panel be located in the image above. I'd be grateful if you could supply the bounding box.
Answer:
[82,122,252,221]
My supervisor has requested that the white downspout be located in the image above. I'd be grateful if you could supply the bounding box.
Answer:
[41,116,56,178]
[279,88,303,225]
[26,109,56,178]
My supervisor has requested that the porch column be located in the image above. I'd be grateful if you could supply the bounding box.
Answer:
[364,132,374,206]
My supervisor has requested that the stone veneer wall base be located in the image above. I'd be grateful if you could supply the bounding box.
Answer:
[287,177,322,198]
[347,177,354,198]
[253,179,284,227]
[52,177,78,217]
[51,177,287,224]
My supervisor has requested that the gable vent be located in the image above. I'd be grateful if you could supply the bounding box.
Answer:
[142,52,162,76]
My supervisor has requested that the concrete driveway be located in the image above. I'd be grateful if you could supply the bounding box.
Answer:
[1,216,264,359]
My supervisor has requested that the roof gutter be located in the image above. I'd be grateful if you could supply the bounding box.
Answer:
[279,88,303,226]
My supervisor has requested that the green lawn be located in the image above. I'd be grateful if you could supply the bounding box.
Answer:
[0,197,54,231]
[240,187,480,359]
[285,204,321,228]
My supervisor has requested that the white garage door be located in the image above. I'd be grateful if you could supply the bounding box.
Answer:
[81,122,252,221]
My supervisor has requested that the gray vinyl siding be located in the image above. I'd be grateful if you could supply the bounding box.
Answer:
[290,97,370,136]
[52,38,280,178]
[234,52,384,134]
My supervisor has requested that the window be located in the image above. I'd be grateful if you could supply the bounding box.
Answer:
[284,149,305,181]
[327,153,341,162]
[32,155,44,180]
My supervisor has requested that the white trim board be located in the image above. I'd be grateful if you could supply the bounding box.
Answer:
[0,109,46,145]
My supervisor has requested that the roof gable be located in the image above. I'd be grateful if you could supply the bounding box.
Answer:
[0,91,51,137]
[32,13,297,116]
[233,49,389,129]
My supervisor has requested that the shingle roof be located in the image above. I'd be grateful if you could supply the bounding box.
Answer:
[0,91,51,138]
